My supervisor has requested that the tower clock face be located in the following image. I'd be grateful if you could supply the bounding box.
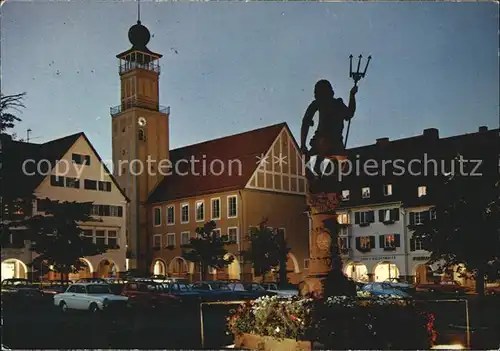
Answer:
[138,117,147,127]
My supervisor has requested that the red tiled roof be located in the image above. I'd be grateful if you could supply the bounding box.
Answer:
[147,123,287,203]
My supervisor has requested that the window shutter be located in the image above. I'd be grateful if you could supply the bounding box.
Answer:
[379,235,385,248]
[368,211,375,223]
[422,211,430,222]
[394,234,401,247]
[409,237,416,251]
[354,212,360,224]
[409,212,415,225]
[355,237,361,250]
[369,236,376,249]
[378,210,384,222]
[118,206,123,217]
[391,208,400,221]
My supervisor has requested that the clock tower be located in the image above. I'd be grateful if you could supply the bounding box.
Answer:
[110,14,169,271]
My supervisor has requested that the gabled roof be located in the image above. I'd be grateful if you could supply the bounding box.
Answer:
[147,123,287,203]
[1,132,129,202]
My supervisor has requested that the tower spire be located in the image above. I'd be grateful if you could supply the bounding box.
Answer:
[137,0,141,24]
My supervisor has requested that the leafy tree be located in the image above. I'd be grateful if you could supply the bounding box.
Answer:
[243,218,291,287]
[182,220,233,281]
[0,93,29,248]
[1,92,26,134]
[23,198,108,282]
[409,173,500,296]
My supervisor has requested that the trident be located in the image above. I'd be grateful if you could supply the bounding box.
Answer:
[344,54,371,148]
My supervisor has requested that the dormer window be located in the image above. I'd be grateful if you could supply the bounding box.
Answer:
[383,184,392,196]
[341,190,350,201]
[418,185,427,197]
[362,187,370,199]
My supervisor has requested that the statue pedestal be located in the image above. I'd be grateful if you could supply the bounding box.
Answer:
[300,155,352,298]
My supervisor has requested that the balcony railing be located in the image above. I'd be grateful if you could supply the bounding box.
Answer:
[110,101,170,117]
[119,62,161,75]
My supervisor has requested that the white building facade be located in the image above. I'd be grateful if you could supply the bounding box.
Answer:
[1,133,128,281]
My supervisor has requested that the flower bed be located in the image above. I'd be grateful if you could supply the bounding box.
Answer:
[227,295,437,350]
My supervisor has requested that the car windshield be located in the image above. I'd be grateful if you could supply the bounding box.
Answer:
[86,284,112,294]
[212,283,230,291]
[246,283,265,291]
[3,280,29,286]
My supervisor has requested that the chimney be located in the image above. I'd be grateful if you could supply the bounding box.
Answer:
[478,126,488,133]
[376,137,390,145]
[423,128,439,139]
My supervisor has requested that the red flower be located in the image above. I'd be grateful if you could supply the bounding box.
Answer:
[291,315,297,321]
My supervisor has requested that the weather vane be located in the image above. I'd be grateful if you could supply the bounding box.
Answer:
[344,54,372,148]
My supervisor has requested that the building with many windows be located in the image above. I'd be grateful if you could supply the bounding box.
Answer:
[146,123,310,284]
[0,132,128,281]
[336,126,498,285]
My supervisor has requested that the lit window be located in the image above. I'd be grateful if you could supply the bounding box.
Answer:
[337,213,350,224]
[418,185,427,197]
[227,196,237,218]
[360,236,371,249]
[195,201,204,222]
[181,203,189,223]
[362,187,370,199]
[383,234,395,249]
[341,190,350,201]
[384,184,392,196]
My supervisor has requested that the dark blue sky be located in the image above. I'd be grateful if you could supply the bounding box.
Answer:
[2,1,498,162]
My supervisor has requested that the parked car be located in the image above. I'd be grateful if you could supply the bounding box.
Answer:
[486,283,500,295]
[417,280,469,295]
[384,278,416,294]
[40,281,74,296]
[361,282,410,298]
[54,283,129,312]
[227,282,277,299]
[76,278,108,284]
[190,281,236,301]
[260,283,299,298]
[1,278,38,290]
[161,282,201,306]
[121,281,180,309]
